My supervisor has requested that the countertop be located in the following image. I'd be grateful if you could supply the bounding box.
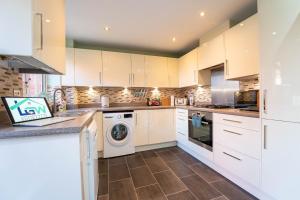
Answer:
[0,105,259,139]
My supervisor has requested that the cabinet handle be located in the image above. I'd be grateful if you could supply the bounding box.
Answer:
[177,118,186,121]
[35,13,43,50]
[263,89,267,114]
[129,74,131,85]
[99,72,102,84]
[223,129,242,135]
[223,119,242,124]
[177,131,185,136]
[225,59,229,76]
[132,73,135,85]
[263,125,267,149]
[223,152,242,161]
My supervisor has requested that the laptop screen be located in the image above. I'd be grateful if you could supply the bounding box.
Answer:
[1,97,53,124]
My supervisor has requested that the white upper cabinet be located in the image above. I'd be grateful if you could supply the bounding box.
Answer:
[167,58,179,88]
[179,48,198,87]
[74,49,102,86]
[61,48,75,86]
[145,56,169,87]
[131,54,146,87]
[259,0,300,123]
[198,34,226,70]
[224,14,259,79]
[0,0,66,74]
[102,51,132,87]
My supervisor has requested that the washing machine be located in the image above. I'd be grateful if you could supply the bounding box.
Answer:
[103,111,135,158]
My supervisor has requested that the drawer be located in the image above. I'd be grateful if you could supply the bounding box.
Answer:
[176,109,188,117]
[214,144,260,187]
[214,123,261,159]
[213,113,260,131]
[176,121,188,135]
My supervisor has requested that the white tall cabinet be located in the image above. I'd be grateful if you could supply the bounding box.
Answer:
[259,0,300,199]
[224,14,259,79]
[74,49,102,87]
[102,51,132,87]
[0,0,66,74]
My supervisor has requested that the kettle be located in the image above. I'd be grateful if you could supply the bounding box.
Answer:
[101,95,109,107]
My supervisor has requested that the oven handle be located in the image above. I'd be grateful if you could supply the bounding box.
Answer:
[188,118,209,125]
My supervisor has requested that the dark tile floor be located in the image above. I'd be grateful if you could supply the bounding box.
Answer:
[97,146,258,200]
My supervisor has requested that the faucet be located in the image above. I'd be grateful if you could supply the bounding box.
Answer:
[52,88,66,114]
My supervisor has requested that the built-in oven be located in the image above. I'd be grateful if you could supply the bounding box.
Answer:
[188,110,213,151]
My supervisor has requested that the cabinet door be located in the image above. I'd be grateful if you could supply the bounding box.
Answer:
[145,56,169,87]
[148,109,175,144]
[259,0,300,123]
[102,51,132,87]
[179,48,198,87]
[74,49,102,86]
[262,119,300,199]
[32,0,65,74]
[61,48,75,86]
[134,110,149,146]
[167,58,179,88]
[224,14,259,79]
[131,54,145,87]
[198,34,225,70]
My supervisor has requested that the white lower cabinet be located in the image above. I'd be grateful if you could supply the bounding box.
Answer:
[175,109,188,145]
[213,113,261,187]
[134,110,149,146]
[134,109,175,146]
[261,119,300,200]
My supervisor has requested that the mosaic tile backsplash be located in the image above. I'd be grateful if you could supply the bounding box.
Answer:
[0,66,23,111]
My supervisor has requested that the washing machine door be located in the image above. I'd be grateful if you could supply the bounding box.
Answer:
[107,122,131,146]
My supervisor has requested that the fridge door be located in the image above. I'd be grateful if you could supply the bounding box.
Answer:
[259,0,300,122]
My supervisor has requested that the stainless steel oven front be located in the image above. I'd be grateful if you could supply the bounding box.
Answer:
[188,110,213,151]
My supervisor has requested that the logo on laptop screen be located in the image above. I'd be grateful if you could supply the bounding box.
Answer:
[9,98,49,121]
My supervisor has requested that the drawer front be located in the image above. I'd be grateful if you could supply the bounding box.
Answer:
[214,123,261,159]
[213,113,260,131]
[214,144,260,187]
[176,109,188,117]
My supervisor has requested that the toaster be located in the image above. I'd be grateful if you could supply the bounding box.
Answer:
[175,98,187,106]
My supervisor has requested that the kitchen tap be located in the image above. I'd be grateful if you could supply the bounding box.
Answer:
[52,88,66,113]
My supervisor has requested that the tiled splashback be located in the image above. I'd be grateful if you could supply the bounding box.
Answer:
[0,66,23,111]
[63,78,259,106]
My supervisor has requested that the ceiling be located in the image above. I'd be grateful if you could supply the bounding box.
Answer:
[66,0,257,57]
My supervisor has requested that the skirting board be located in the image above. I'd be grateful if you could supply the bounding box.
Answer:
[98,141,176,158]
[177,142,274,200]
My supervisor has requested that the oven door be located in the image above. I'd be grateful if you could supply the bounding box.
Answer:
[188,115,213,151]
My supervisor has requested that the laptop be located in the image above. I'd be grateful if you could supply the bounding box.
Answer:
[1,97,75,127]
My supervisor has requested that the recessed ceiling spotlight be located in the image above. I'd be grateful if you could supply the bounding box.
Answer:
[45,19,51,23]
[104,26,110,31]
[172,37,176,42]
[240,23,244,27]
[272,31,277,36]
[200,11,205,17]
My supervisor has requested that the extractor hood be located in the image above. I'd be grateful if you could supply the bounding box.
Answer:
[0,55,62,74]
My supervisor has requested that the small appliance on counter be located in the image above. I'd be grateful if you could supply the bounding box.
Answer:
[147,98,161,106]
[188,95,194,106]
[175,98,187,106]
[101,95,110,107]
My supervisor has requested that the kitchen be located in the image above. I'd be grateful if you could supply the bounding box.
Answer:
[0,0,299,200]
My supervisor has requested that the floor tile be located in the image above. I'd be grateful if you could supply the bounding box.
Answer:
[109,163,130,181]
[157,150,179,162]
[126,154,145,169]
[98,159,108,174]
[154,170,186,195]
[140,150,158,159]
[181,175,221,200]
[97,195,108,200]
[109,156,126,166]
[166,160,195,178]
[145,157,169,173]
[130,166,156,188]
[98,174,108,195]
[109,178,137,200]
[190,162,223,183]
[167,146,185,154]
[211,180,258,200]
[176,152,198,165]
[136,184,167,200]
[167,190,196,200]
